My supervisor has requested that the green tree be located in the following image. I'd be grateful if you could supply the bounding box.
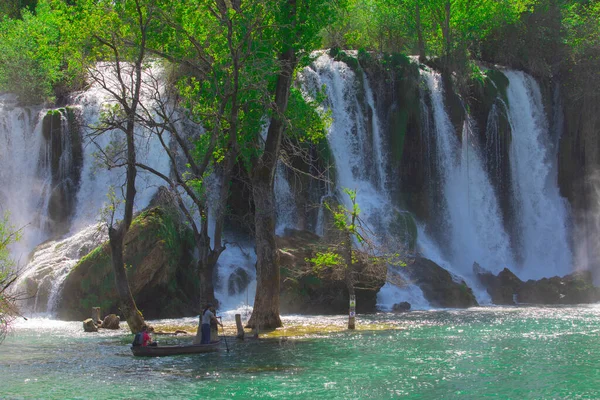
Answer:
[73,0,160,333]
[308,189,395,329]
[246,0,343,330]
[130,0,277,307]
[0,213,22,344]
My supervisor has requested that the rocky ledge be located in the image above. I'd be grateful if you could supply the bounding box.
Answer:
[474,263,600,305]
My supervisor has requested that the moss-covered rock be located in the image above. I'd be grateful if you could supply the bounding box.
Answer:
[56,207,196,320]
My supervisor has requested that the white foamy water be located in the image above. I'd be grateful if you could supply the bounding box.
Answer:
[0,95,50,259]
[299,53,429,309]
[7,64,172,313]
[504,70,572,279]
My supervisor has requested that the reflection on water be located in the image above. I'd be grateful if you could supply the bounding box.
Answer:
[3,307,600,399]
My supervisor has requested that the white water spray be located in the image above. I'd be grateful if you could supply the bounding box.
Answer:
[299,53,429,309]
[504,70,572,279]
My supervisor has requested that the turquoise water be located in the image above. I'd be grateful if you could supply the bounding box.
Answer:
[2,306,600,399]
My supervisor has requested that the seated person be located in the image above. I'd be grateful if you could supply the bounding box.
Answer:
[139,324,157,347]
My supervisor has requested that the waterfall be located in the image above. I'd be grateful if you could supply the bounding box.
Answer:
[417,68,572,289]
[419,70,514,301]
[7,65,172,313]
[299,53,429,309]
[2,55,576,316]
[0,95,51,259]
[274,163,298,235]
[504,70,572,279]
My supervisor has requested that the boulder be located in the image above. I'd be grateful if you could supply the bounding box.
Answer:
[404,257,478,308]
[57,206,197,320]
[277,229,387,314]
[83,318,98,332]
[228,267,251,296]
[102,314,120,330]
[392,302,411,312]
[475,264,600,305]
[474,263,522,305]
[517,270,600,304]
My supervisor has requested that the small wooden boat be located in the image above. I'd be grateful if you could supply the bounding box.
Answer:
[131,341,221,357]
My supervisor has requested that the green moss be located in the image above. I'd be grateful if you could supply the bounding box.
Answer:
[485,69,510,106]
[389,211,418,251]
[389,106,408,162]
[329,48,360,72]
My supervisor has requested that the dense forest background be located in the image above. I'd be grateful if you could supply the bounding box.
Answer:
[1,0,599,104]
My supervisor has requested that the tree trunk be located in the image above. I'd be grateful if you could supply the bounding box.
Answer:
[247,173,282,329]
[247,47,297,330]
[198,252,219,307]
[108,225,144,333]
[442,0,451,67]
[109,115,145,333]
[342,231,355,330]
[416,2,426,63]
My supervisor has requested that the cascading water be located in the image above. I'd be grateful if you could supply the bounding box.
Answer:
[7,65,173,313]
[503,70,572,279]
[417,68,572,294]
[275,163,298,235]
[0,95,51,258]
[299,53,430,309]
[421,70,514,288]
[2,54,576,316]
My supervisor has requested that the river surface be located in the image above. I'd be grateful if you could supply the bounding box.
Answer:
[2,306,600,399]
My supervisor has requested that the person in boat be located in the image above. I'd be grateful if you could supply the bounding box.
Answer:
[201,303,222,344]
[140,324,157,347]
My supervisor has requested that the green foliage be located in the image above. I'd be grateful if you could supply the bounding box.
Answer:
[0,0,87,103]
[285,87,331,144]
[309,251,345,272]
[0,212,21,341]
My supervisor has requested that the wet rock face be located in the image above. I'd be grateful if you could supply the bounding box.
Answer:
[474,264,522,305]
[404,258,479,308]
[42,108,83,237]
[392,302,411,312]
[228,268,250,296]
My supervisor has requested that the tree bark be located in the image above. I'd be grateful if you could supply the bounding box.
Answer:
[247,47,298,330]
[342,231,355,330]
[109,115,145,334]
[109,225,144,333]
[416,2,426,63]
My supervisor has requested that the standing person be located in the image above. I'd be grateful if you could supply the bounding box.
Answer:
[201,303,222,344]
